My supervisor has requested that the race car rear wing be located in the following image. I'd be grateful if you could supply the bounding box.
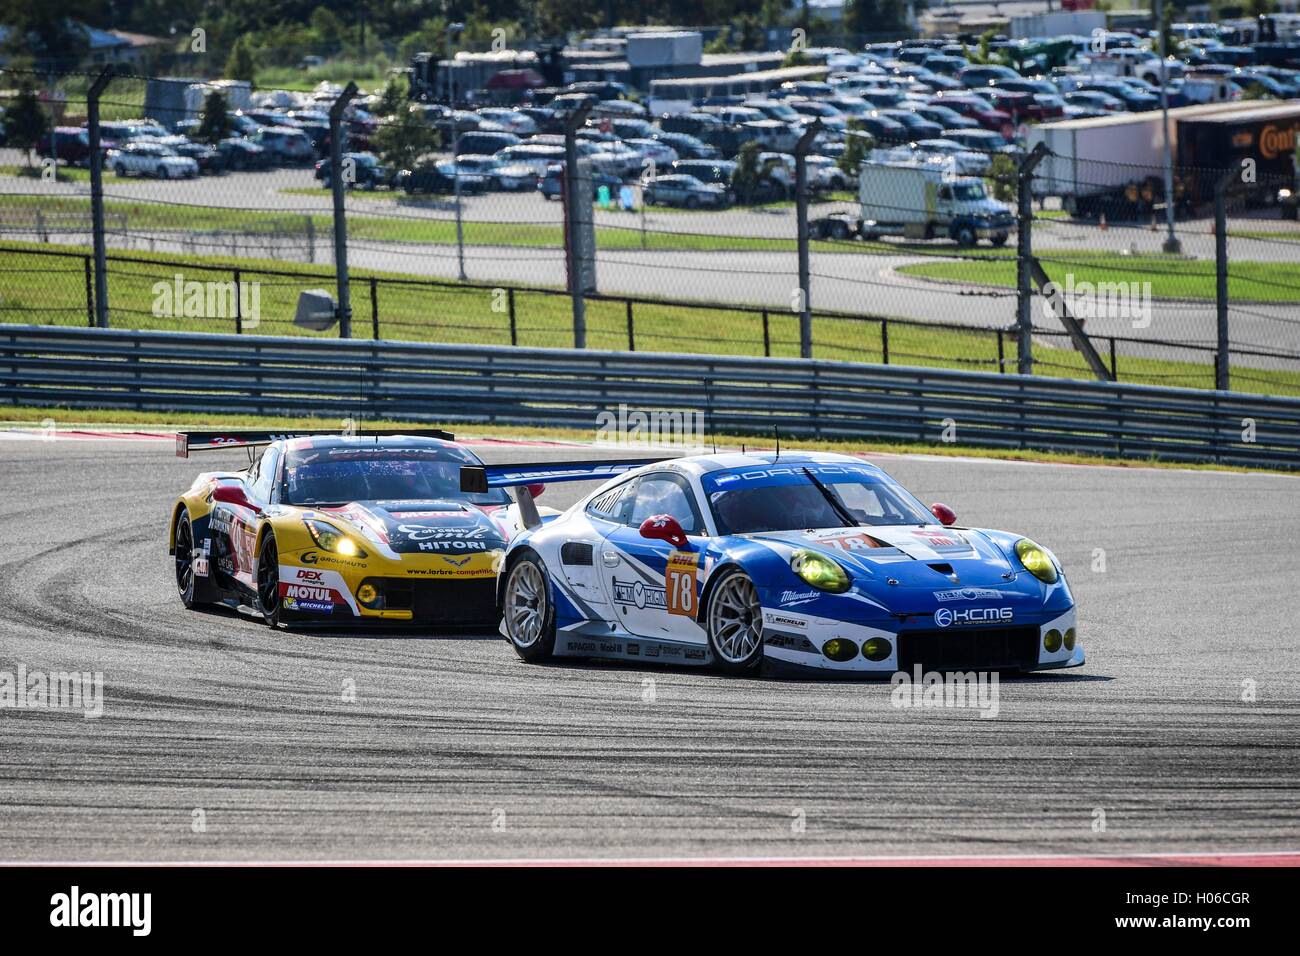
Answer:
[460,457,675,530]
[175,427,456,458]
[459,457,672,493]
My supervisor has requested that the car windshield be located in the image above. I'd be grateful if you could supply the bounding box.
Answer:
[703,463,934,534]
[282,446,509,507]
[953,182,987,200]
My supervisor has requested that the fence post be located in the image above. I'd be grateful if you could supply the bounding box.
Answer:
[1109,337,1118,381]
[1214,170,1234,391]
[626,299,635,351]
[233,268,242,334]
[370,276,379,340]
[508,288,517,345]
[328,81,359,338]
[86,66,114,328]
[794,121,822,360]
[1016,143,1049,375]
[563,105,593,349]
[997,329,1005,373]
[880,318,889,365]
[83,256,94,327]
[761,309,770,357]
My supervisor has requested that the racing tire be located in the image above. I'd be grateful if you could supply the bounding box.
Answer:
[502,553,556,663]
[173,511,203,610]
[705,569,764,676]
[255,532,284,628]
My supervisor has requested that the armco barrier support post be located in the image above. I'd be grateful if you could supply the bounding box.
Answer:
[329,82,359,338]
[1214,170,1234,392]
[563,105,592,348]
[794,121,822,359]
[86,66,114,328]
[1016,143,1049,375]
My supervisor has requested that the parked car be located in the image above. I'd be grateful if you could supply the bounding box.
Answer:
[249,126,315,165]
[912,138,992,176]
[671,159,738,187]
[217,137,271,171]
[456,130,521,157]
[36,127,93,167]
[476,108,537,135]
[496,143,567,177]
[399,161,489,195]
[912,104,980,131]
[642,174,731,209]
[315,151,394,189]
[537,163,624,201]
[107,142,200,179]
[650,130,720,161]
[451,154,536,191]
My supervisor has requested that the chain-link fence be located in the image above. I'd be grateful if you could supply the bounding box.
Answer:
[2,67,1298,396]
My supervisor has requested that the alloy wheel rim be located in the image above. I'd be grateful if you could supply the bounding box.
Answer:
[175,518,193,596]
[708,574,763,664]
[506,562,546,647]
[258,539,279,613]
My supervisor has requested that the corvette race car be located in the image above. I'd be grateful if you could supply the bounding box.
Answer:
[169,429,543,627]
[468,450,1083,676]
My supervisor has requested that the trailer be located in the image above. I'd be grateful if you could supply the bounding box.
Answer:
[1176,103,1300,205]
[1026,102,1284,218]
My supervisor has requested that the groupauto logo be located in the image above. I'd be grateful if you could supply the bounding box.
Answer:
[935,606,1013,628]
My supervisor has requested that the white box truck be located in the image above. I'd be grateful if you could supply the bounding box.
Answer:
[812,161,1014,246]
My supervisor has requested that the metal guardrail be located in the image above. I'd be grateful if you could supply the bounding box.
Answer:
[2,325,1298,468]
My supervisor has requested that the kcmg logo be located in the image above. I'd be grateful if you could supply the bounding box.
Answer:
[935,607,1013,628]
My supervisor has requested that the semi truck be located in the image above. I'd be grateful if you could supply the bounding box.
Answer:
[1027,101,1300,217]
[811,160,1014,246]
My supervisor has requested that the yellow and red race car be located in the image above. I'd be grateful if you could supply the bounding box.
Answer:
[168,429,539,627]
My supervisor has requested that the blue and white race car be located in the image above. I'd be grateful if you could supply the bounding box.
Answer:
[462,451,1083,677]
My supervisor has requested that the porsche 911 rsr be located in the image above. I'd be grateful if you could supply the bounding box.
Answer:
[169,429,543,627]
[467,451,1084,677]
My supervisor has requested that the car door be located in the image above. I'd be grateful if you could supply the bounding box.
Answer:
[598,472,708,644]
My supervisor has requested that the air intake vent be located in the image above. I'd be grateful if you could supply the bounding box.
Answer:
[928,563,954,575]
[561,542,594,566]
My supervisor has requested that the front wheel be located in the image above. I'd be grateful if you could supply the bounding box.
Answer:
[706,569,764,676]
[955,225,977,247]
[989,232,1009,247]
[502,553,556,662]
[256,532,283,627]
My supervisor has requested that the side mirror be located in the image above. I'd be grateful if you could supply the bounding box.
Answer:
[526,482,545,499]
[930,502,956,527]
[639,514,689,549]
[212,483,257,512]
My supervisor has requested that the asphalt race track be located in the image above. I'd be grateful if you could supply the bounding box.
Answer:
[1,435,1297,862]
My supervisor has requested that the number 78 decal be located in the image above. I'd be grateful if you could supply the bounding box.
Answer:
[665,550,700,617]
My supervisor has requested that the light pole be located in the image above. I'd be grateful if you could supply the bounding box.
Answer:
[447,21,467,280]
[1156,0,1181,254]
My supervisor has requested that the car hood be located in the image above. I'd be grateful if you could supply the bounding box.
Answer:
[750,524,1017,589]
[309,499,510,556]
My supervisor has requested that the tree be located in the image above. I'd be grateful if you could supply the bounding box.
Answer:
[988,153,1017,202]
[838,121,874,178]
[2,82,50,167]
[377,75,408,116]
[197,91,230,145]
[731,140,763,204]
[371,105,440,172]
[226,35,256,85]
[0,1,89,72]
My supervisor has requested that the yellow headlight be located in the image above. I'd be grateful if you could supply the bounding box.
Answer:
[791,549,851,593]
[1015,538,1058,584]
[357,583,378,605]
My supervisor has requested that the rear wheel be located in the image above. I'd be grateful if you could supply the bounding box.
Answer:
[502,553,556,662]
[989,232,1009,247]
[256,533,283,627]
[829,219,850,241]
[706,570,764,676]
[173,512,201,609]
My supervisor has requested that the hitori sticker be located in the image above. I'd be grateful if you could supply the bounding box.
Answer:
[665,549,699,617]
